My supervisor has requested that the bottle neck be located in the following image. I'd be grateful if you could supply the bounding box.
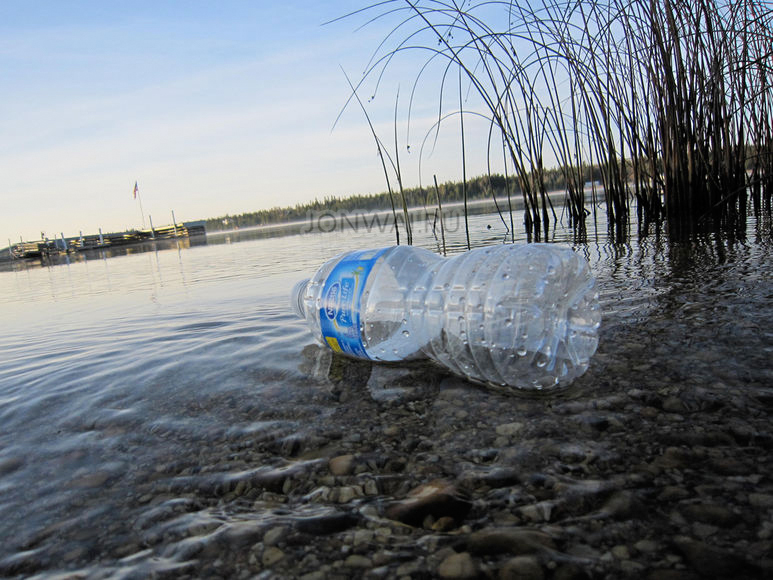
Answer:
[291,278,310,318]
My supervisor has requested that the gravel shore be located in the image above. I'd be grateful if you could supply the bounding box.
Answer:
[2,236,771,580]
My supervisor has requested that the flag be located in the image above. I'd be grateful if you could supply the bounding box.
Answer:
[133,181,138,199]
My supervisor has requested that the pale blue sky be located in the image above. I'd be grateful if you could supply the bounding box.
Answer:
[0,1,497,241]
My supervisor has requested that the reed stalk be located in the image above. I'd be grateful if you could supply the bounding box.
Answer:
[432,174,447,254]
[341,0,773,241]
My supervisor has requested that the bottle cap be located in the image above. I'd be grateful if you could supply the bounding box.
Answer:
[291,278,310,318]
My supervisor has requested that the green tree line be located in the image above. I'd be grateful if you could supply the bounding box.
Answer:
[204,167,594,232]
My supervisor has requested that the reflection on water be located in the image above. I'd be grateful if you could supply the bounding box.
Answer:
[0,209,771,577]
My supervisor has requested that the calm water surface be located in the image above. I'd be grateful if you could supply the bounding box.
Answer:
[0,210,771,577]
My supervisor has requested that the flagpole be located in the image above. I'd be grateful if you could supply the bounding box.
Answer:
[133,181,146,229]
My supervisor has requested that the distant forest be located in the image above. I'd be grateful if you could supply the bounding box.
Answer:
[204,167,591,232]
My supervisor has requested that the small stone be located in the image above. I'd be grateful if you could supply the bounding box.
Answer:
[295,511,359,535]
[353,529,374,546]
[496,422,524,437]
[673,535,756,577]
[432,516,457,532]
[67,471,112,489]
[499,555,545,580]
[601,490,642,519]
[709,455,751,475]
[654,447,695,470]
[0,457,23,476]
[262,546,285,566]
[552,563,591,580]
[364,479,379,496]
[634,539,658,553]
[681,503,739,527]
[437,552,478,579]
[467,528,556,555]
[334,486,362,504]
[344,554,372,568]
[383,425,401,437]
[263,525,288,547]
[611,545,630,559]
[385,480,471,527]
[692,522,718,538]
[329,454,356,476]
[749,493,773,508]
[662,396,685,413]
[396,559,423,576]
[519,501,553,523]
[658,486,690,501]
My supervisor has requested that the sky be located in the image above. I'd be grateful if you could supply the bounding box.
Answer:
[0,0,499,242]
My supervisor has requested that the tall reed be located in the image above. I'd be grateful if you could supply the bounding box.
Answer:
[343,0,773,241]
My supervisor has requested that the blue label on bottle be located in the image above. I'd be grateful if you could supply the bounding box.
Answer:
[319,248,388,359]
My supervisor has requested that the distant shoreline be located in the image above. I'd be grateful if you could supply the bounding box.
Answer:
[2,191,571,263]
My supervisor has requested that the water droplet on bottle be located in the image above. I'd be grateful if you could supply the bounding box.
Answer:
[402,330,410,337]
[516,347,527,356]
[502,272,511,280]
[505,318,513,327]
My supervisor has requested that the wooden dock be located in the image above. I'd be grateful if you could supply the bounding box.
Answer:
[6,221,206,260]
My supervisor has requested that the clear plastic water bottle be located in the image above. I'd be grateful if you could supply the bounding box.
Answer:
[291,244,600,391]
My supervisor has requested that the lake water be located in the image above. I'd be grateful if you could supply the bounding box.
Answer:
[1,208,771,578]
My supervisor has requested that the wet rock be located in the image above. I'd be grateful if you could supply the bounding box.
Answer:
[466,528,556,555]
[344,554,372,568]
[680,503,740,527]
[67,471,113,489]
[437,551,478,579]
[709,456,753,476]
[552,563,592,580]
[0,457,24,476]
[673,535,757,578]
[644,571,700,580]
[597,490,643,520]
[611,544,630,559]
[263,525,289,547]
[262,546,285,566]
[330,485,363,504]
[749,493,773,508]
[499,555,544,580]
[384,480,471,527]
[251,462,318,493]
[634,539,658,553]
[461,466,521,489]
[496,422,525,437]
[294,510,360,535]
[658,486,691,502]
[329,454,356,476]
[432,516,458,532]
[652,447,699,470]
[519,501,555,523]
[662,396,686,413]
